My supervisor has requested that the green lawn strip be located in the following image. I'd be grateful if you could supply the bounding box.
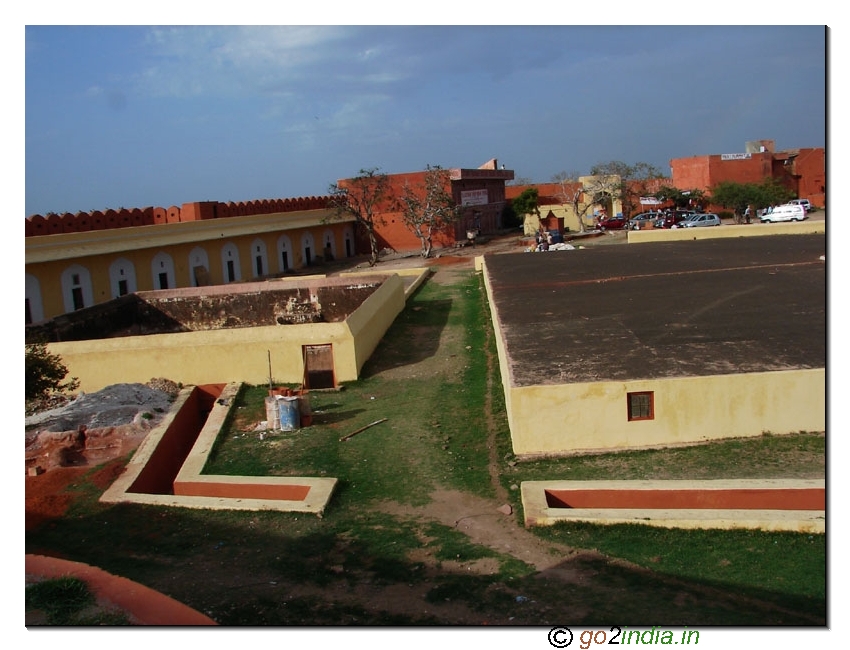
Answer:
[501,432,825,486]
[533,521,825,617]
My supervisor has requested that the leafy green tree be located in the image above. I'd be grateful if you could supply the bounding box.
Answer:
[752,178,796,211]
[26,341,79,402]
[501,203,522,229]
[710,179,794,222]
[328,168,391,267]
[511,187,540,223]
[397,165,460,258]
[654,186,707,210]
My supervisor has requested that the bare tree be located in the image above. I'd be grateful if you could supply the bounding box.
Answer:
[552,171,618,232]
[589,161,665,218]
[328,168,391,267]
[397,165,459,258]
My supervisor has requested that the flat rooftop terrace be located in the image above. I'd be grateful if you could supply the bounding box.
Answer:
[484,234,826,387]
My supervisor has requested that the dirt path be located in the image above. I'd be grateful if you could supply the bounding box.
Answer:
[369,256,583,576]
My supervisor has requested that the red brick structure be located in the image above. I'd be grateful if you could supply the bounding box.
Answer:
[339,159,515,254]
[671,141,825,209]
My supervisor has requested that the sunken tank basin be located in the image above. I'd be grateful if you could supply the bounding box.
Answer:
[521,479,824,533]
[100,382,337,514]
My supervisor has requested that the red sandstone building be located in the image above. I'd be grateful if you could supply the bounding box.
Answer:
[25,142,824,321]
[670,140,825,209]
[339,158,515,254]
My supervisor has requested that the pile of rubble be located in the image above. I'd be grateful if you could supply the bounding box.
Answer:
[25,379,181,473]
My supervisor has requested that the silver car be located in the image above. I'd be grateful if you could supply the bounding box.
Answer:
[679,213,721,228]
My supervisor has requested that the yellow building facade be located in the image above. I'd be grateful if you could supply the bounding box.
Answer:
[25,209,357,323]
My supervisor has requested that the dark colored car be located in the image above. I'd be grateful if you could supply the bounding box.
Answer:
[654,211,693,229]
[597,216,629,230]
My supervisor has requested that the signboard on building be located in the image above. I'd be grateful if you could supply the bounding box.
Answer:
[720,153,752,161]
[460,189,489,206]
[639,196,661,205]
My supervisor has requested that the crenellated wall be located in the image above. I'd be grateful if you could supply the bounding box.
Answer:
[26,196,334,237]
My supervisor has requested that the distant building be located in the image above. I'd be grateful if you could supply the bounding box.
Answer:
[338,158,515,254]
[25,198,356,322]
[671,140,825,209]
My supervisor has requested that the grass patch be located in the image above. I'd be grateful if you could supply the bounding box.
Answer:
[202,273,496,504]
[501,431,825,486]
[26,576,132,625]
[537,522,825,601]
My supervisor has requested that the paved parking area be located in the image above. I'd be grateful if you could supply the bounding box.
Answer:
[483,234,826,386]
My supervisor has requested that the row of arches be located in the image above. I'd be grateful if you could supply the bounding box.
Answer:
[26,227,356,324]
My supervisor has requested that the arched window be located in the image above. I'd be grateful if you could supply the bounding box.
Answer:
[301,232,316,267]
[188,247,210,287]
[221,242,241,283]
[108,258,137,298]
[250,238,269,278]
[322,229,337,261]
[277,234,294,273]
[60,264,94,313]
[343,225,355,258]
[25,273,44,324]
[151,252,176,290]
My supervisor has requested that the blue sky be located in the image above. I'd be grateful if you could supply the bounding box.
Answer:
[23,21,827,217]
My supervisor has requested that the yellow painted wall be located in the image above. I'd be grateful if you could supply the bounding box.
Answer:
[25,211,354,321]
[342,274,407,376]
[481,254,825,457]
[506,369,825,456]
[47,275,407,393]
[523,205,598,236]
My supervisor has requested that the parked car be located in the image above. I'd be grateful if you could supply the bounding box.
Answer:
[628,212,661,229]
[597,215,629,230]
[654,211,694,229]
[788,199,812,212]
[679,213,722,228]
[760,204,807,223]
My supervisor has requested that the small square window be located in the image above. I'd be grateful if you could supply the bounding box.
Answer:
[627,391,654,421]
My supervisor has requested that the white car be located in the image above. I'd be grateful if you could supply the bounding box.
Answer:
[760,204,807,223]
[788,199,812,212]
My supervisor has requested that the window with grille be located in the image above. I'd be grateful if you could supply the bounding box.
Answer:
[627,391,654,421]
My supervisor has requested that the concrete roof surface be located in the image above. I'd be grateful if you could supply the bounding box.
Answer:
[484,234,826,386]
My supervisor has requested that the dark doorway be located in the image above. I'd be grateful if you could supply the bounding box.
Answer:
[303,344,335,389]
